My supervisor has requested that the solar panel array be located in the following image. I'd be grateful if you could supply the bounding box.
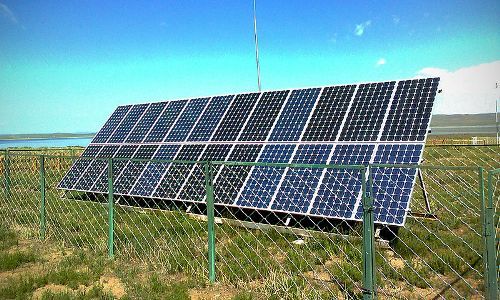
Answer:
[59,78,440,226]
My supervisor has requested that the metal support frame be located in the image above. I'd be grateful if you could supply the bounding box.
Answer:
[409,167,438,220]
[417,168,431,214]
[205,161,216,283]
[362,167,376,299]
[107,158,115,259]
[39,155,46,239]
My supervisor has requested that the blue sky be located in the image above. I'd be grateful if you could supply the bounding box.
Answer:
[0,1,499,134]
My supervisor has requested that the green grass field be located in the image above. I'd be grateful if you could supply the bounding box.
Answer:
[0,145,498,299]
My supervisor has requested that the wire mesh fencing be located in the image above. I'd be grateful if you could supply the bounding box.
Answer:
[423,145,499,170]
[0,151,497,299]
[371,165,486,299]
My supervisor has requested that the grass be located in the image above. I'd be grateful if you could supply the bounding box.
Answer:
[0,145,497,299]
[0,223,206,300]
[0,251,38,271]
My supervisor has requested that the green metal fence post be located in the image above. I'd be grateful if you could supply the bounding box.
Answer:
[204,161,216,283]
[362,166,376,299]
[4,149,10,197]
[484,169,498,299]
[39,155,46,240]
[107,158,115,259]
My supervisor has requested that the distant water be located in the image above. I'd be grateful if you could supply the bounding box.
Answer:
[0,137,92,149]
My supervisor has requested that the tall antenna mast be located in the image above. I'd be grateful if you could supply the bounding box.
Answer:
[253,0,261,91]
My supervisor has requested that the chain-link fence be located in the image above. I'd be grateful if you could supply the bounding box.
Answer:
[0,150,497,299]
[423,145,499,170]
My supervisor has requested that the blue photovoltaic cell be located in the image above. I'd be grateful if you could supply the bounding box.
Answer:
[114,145,159,194]
[165,98,210,142]
[125,102,167,143]
[236,144,295,208]
[310,144,374,218]
[239,90,290,141]
[188,96,233,141]
[214,144,263,204]
[178,144,233,201]
[58,145,103,189]
[104,145,139,192]
[92,105,131,143]
[340,82,395,141]
[272,144,332,213]
[381,78,439,141]
[75,145,120,191]
[75,145,138,191]
[107,104,149,143]
[153,145,205,199]
[269,88,320,141]
[143,100,187,143]
[212,93,260,141]
[302,85,356,141]
[88,145,121,192]
[131,145,180,196]
[355,144,423,225]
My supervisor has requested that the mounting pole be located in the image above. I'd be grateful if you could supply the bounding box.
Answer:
[253,0,261,91]
[107,158,115,259]
[205,161,216,283]
[417,168,431,214]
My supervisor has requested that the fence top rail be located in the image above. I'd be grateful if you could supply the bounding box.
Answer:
[211,160,366,170]
[2,147,84,151]
[425,143,499,148]
[1,151,495,171]
[488,168,500,175]
[1,152,84,160]
[369,163,480,171]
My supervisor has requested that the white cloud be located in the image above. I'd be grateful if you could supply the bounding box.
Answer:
[354,20,371,36]
[416,60,500,114]
[392,15,400,25]
[0,3,18,24]
[376,58,386,67]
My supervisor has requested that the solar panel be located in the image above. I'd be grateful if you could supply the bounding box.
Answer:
[130,144,180,196]
[212,93,260,141]
[239,90,290,141]
[59,145,102,189]
[214,144,263,204]
[188,96,234,141]
[165,97,210,142]
[143,100,187,143]
[91,106,131,143]
[271,144,333,213]
[59,78,440,226]
[302,85,356,141]
[179,144,233,202]
[339,81,395,141]
[125,102,167,143]
[108,104,149,143]
[114,145,158,194]
[153,144,205,199]
[310,144,374,218]
[236,144,296,209]
[269,88,321,141]
[360,144,423,225]
[381,78,438,141]
[90,145,121,192]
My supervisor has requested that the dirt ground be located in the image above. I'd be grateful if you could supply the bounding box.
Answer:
[0,229,251,300]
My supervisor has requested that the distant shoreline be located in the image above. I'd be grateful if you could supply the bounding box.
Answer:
[0,134,94,141]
